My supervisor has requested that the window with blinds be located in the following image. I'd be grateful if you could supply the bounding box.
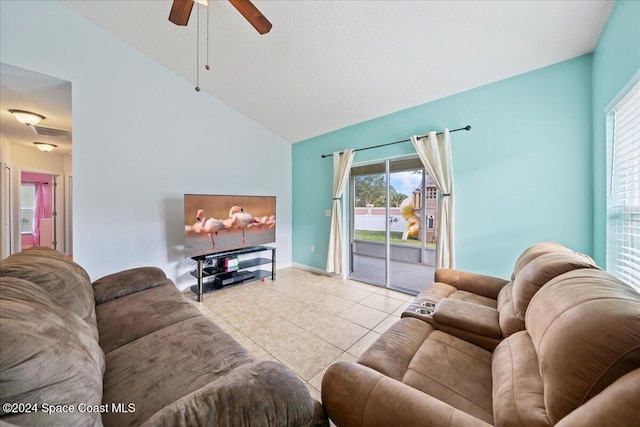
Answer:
[606,71,640,290]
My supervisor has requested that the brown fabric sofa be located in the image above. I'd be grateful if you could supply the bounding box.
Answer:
[415,242,578,306]
[403,242,598,350]
[0,248,327,427]
[322,268,640,426]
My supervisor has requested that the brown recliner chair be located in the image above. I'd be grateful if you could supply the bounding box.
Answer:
[417,242,575,306]
[322,269,640,426]
[402,243,598,350]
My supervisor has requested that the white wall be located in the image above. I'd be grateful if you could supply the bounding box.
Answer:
[0,134,11,163]
[0,135,13,258]
[0,1,293,289]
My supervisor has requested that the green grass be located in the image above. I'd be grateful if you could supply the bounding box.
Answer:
[354,230,435,248]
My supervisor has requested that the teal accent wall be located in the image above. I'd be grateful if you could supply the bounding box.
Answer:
[591,0,640,267]
[292,55,593,279]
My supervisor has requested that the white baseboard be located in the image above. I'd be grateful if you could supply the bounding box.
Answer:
[275,261,292,270]
[291,262,343,278]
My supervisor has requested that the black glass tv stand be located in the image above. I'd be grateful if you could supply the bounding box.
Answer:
[190,246,276,302]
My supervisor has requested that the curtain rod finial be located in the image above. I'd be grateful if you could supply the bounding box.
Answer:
[464,125,471,131]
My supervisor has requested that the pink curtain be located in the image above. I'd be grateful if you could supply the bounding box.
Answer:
[32,182,46,247]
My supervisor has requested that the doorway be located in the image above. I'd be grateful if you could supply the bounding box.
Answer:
[1,164,11,258]
[349,157,436,294]
[20,171,58,251]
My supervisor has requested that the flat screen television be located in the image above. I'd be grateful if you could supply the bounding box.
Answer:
[184,194,276,258]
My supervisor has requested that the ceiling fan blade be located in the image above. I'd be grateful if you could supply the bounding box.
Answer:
[228,0,272,34]
[169,0,194,26]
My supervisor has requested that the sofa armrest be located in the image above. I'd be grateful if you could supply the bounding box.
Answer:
[141,361,327,427]
[432,299,501,338]
[92,267,169,304]
[322,361,491,427]
[554,369,640,427]
[435,269,509,300]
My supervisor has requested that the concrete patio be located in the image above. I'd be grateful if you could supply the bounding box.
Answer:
[350,254,435,294]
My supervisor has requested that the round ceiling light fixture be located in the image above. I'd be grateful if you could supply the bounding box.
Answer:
[33,142,57,153]
[8,109,46,126]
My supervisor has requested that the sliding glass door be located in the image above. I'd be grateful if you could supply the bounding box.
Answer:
[351,162,387,285]
[350,157,436,294]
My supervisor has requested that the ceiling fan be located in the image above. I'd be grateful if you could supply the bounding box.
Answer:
[169,0,272,34]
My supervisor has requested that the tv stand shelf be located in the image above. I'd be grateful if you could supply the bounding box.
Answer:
[190,246,276,302]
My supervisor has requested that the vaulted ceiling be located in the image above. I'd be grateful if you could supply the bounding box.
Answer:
[2,1,615,150]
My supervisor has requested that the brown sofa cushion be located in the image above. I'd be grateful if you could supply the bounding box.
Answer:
[417,282,499,308]
[322,361,494,427]
[492,331,550,427]
[416,281,458,303]
[432,298,501,338]
[10,246,72,262]
[142,361,320,427]
[448,290,497,308]
[0,249,98,339]
[434,269,509,301]
[554,369,640,427]
[526,269,640,423]
[511,252,598,320]
[402,331,493,424]
[93,266,169,304]
[510,242,572,280]
[96,282,203,354]
[0,277,105,427]
[7,248,91,284]
[358,318,493,425]
[101,316,256,427]
[358,317,434,382]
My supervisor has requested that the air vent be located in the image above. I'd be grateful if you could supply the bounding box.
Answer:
[29,124,71,138]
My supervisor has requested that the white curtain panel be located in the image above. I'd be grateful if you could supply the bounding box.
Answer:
[326,149,355,274]
[410,129,455,269]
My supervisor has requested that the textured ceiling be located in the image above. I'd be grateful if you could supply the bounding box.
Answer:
[8,1,615,146]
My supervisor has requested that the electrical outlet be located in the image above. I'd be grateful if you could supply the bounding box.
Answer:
[311,245,315,253]
[325,209,332,217]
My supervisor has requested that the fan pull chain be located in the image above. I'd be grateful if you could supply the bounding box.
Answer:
[206,1,211,71]
[195,1,201,91]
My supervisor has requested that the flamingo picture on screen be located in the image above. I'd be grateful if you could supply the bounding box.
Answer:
[229,206,259,245]
[193,209,226,248]
[184,194,276,258]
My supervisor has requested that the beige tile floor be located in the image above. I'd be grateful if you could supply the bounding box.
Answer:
[188,267,414,404]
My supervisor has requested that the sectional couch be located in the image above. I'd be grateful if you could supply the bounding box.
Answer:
[322,243,640,426]
[402,242,600,351]
[0,247,327,427]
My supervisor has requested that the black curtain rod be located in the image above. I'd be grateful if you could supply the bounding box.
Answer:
[320,125,471,158]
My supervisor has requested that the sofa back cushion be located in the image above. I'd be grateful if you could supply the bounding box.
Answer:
[510,242,571,280]
[511,252,598,320]
[0,248,98,339]
[10,246,71,261]
[525,269,640,424]
[93,266,169,304]
[0,277,105,427]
